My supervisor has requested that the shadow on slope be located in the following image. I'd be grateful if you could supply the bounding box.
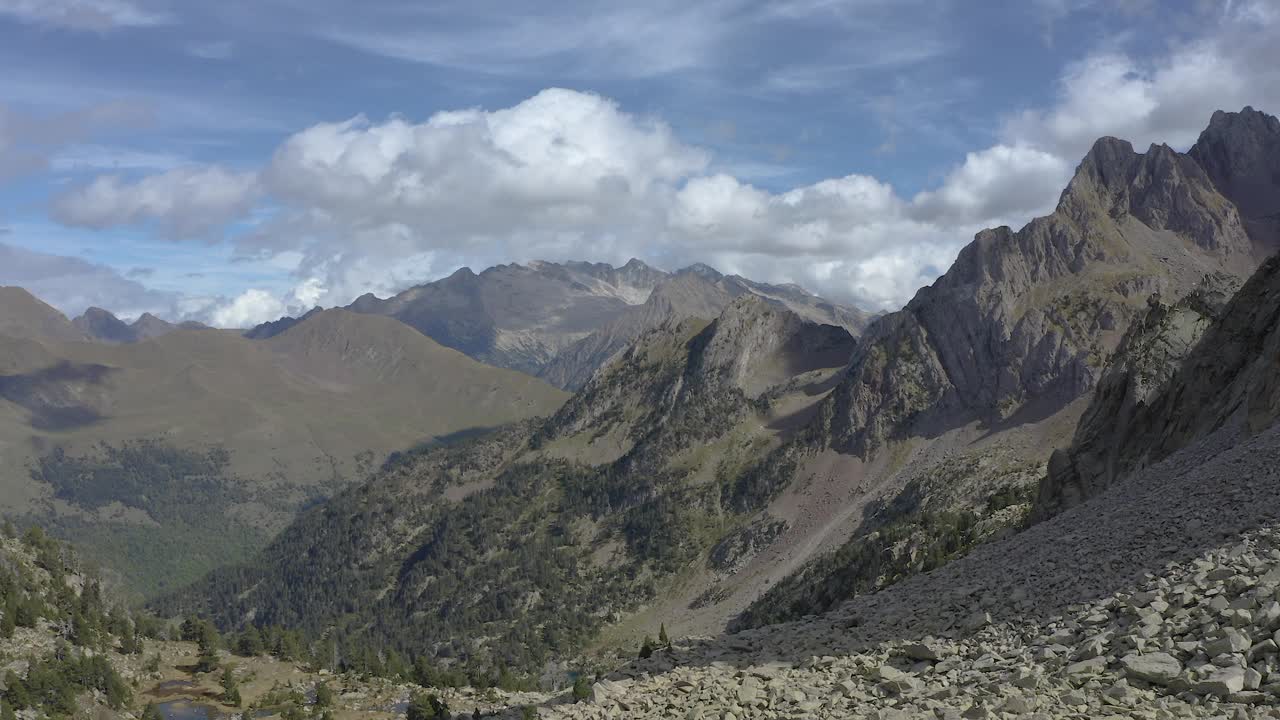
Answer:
[0,360,112,430]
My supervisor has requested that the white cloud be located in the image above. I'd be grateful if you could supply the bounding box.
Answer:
[1003,2,1280,158]
[911,144,1071,225]
[0,0,168,31]
[46,0,1280,319]
[209,288,287,328]
[52,166,259,239]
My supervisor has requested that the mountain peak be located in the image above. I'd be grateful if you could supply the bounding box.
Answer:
[678,262,723,280]
[73,306,134,343]
[1190,106,1280,253]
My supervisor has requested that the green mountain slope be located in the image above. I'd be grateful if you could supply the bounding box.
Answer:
[0,305,568,597]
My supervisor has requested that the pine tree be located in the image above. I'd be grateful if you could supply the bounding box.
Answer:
[221,666,241,705]
[572,674,591,703]
[406,692,449,720]
[315,681,334,708]
[0,603,14,639]
[638,636,655,659]
[658,623,670,648]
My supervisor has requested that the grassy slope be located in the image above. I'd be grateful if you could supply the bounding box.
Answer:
[0,306,568,598]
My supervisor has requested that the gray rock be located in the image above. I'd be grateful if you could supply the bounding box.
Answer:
[1120,652,1183,685]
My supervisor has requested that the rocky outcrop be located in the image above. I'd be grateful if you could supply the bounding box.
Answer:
[1034,273,1241,518]
[1189,106,1280,256]
[819,128,1260,457]
[1038,254,1280,519]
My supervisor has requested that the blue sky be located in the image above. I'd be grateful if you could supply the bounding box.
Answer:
[0,0,1277,326]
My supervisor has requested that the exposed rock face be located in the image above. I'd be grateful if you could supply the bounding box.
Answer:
[1035,273,1241,519]
[1189,106,1280,256]
[1038,254,1280,519]
[820,133,1259,457]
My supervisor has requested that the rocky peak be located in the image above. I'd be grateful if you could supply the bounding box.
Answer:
[72,306,134,343]
[692,295,854,398]
[679,262,724,280]
[1189,106,1280,254]
[819,113,1263,457]
[129,313,177,341]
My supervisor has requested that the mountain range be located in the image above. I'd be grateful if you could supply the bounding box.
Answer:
[248,259,873,390]
[156,106,1280,684]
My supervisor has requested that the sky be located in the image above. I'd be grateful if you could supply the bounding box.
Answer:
[0,0,1277,327]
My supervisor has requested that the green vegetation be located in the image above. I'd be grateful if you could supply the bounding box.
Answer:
[0,529,140,719]
[2,652,131,717]
[572,675,592,703]
[28,441,270,598]
[407,692,450,720]
[221,666,242,706]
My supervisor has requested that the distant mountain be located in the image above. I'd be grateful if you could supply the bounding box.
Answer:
[0,298,568,597]
[342,259,670,375]
[246,259,870,387]
[539,265,873,390]
[72,307,135,342]
[242,307,321,340]
[70,307,193,343]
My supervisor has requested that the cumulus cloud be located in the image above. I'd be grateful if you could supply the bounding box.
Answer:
[1003,1,1280,158]
[0,0,168,31]
[46,0,1280,319]
[52,165,259,239]
[208,288,288,328]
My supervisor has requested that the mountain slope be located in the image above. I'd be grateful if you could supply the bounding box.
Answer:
[1037,252,1280,518]
[0,287,88,343]
[0,304,568,597]
[160,297,856,675]
[527,220,1280,719]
